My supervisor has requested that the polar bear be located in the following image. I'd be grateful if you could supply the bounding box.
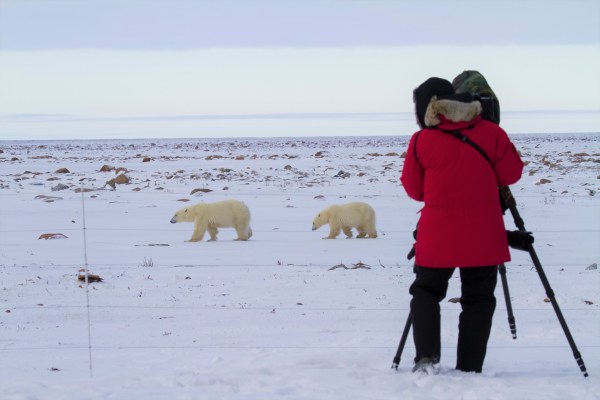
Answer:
[170,199,253,242]
[312,202,377,239]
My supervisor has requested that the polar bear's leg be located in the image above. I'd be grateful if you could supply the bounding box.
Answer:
[366,221,377,238]
[356,227,367,238]
[342,226,353,238]
[207,225,219,241]
[234,225,250,241]
[188,218,206,242]
[326,221,341,239]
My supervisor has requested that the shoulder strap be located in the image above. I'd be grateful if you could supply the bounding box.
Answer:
[412,126,492,167]
[442,127,493,167]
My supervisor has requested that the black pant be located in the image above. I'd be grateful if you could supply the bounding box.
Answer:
[409,265,498,373]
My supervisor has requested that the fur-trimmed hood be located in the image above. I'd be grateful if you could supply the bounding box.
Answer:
[424,96,482,128]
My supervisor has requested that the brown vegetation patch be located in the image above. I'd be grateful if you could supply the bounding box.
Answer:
[77,273,103,283]
[38,233,68,240]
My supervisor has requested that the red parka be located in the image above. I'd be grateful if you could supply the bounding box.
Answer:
[401,98,524,268]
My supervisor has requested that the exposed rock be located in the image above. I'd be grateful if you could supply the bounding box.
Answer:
[191,188,213,195]
[35,195,63,202]
[104,179,116,189]
[114,174,130,184]
[334,170,351,179]
[99,165,114,172]
[51,183,70,191]
[55,168,70,174]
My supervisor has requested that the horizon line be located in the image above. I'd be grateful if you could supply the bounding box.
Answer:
[3,109,599,123]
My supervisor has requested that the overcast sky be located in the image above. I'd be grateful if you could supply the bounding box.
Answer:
[0,0,599,139]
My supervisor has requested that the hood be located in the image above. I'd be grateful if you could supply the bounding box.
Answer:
[413,77,455,129]
[452,70,500,124]
[423,96,482,128]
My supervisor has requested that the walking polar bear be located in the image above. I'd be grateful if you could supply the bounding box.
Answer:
[312,202,377,239]
[170,199,253,242]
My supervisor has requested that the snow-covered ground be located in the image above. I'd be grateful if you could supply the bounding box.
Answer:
[0,134,598,399]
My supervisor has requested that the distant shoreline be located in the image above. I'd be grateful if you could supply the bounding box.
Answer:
[2,132,599,145]
[1,110,599,141]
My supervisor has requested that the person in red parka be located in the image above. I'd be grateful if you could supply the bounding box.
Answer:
[400,77,524,373]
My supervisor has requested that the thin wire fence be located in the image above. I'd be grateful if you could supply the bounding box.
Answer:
[1,186,598,374]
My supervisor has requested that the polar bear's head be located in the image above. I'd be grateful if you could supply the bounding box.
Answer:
[170,206,196,223]
[312,210,330,231]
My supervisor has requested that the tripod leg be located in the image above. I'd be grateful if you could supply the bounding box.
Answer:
[498,263,517,339]
[392,313,412,369]
[527,246,589,377]
[502,186,589,377]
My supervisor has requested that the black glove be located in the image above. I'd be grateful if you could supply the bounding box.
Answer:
[406,228,418,259]
[506,230,534,251]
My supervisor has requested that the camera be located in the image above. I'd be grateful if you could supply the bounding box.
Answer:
[472,93,499,124]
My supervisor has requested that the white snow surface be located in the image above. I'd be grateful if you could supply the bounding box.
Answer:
[0,134,598,399]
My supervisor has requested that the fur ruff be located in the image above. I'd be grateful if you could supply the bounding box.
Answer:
[424,97,482,127]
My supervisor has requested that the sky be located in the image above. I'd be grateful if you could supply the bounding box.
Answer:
[0,0,599,139]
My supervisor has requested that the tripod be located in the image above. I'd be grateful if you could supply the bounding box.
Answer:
[392,187,589,378]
